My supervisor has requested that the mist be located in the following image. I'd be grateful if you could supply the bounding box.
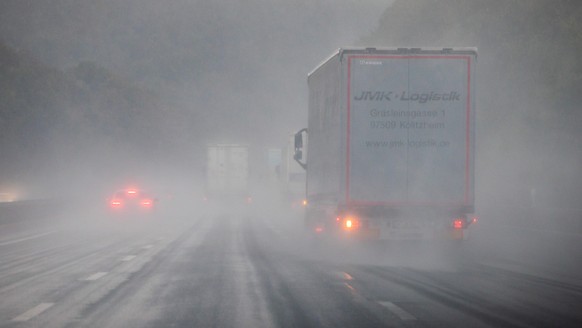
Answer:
[1,1,582,327]
[0,0,579,253]
[0,0,389,200]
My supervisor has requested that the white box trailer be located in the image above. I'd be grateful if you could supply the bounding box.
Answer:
[206,144,250,201]
[295,48,477,240]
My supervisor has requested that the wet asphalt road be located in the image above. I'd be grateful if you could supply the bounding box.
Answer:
[1,204,581,328]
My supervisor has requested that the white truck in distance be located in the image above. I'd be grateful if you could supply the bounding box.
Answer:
[205,144,251,203]
[294,47,477,240]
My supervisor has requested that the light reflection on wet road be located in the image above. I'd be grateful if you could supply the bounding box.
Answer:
[0,207,581,328]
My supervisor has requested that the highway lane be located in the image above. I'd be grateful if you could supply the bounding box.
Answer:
[0,210,202,328]
[1,206,581,327]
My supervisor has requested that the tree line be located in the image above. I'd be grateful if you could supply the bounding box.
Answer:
[0,41,164,187]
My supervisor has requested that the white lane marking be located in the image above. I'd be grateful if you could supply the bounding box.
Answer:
[121,255,137,261]
[378,301,417,321]
[0,231,57,246]
[82,272,108,281]
[142,245,153,249]
[12,303,54,322]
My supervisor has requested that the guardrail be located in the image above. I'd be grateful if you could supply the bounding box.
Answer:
[0,199,65,224]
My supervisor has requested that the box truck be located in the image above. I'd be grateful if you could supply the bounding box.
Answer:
[294,48,477,240]
[205,144,251,203]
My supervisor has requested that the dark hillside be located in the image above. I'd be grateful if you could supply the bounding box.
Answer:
[0,0,387,143]
[0,41,164,194]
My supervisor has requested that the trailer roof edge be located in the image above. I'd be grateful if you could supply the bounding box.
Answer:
[308,47,478,77]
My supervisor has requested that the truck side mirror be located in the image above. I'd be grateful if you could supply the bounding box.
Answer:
[294,150,303,161]
[294,128,307,170]
[295,132,303,149]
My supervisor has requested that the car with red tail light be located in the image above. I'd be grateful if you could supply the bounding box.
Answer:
[108,188,157,216]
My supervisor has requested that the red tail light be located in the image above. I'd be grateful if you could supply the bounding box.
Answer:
[110,199,122,207]
[140,199,153,207]
[453,218,465,229]
[315,227,324,233]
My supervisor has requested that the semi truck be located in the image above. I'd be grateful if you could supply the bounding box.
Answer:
[205,144,251,203]
[294,47,477,240]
